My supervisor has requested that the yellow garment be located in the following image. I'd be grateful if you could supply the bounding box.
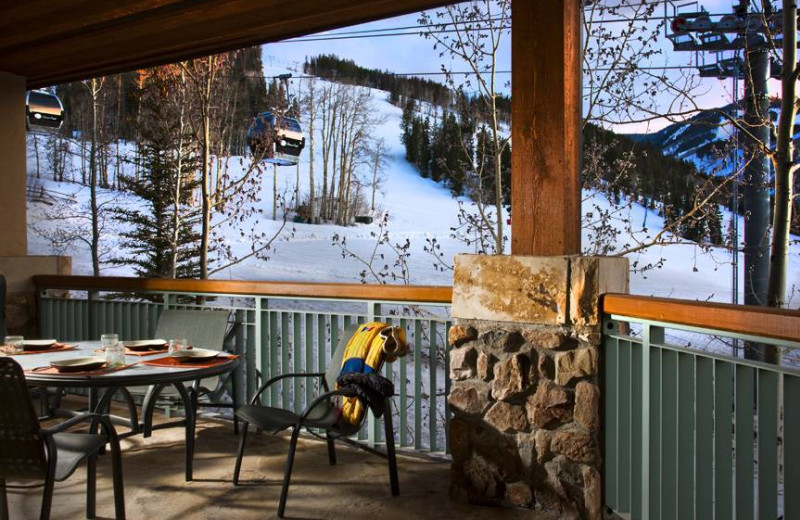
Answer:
[338,322,391,425]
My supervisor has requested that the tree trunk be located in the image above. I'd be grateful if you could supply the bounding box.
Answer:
[765,1,797,363]
[199,57,214,280]
[89,78,101,277]
[273,164,278,220]
[308,82,316,222]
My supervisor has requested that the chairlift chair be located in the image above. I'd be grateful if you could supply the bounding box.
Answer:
[247,111,305,167]
[26,91,64,131]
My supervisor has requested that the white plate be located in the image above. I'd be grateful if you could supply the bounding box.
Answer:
[23,339,58,351]
[124,339,168,351]
[50,356,106,372]
[170,348,219,363]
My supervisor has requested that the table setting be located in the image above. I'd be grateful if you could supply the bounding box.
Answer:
[3,333,238,382]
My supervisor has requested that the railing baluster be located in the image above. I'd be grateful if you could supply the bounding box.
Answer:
[619,339,632,513]
[294,313,303,413]
[605,332,620,510]
[259,299,269,405]
[245,309,256,405]
[399,318,408,448]
[444,319,452,455]
[735,364,755,520]
[660,350,678,520]
[677,353,695,519]
[631,335,643,519]
[270,311,279,407]
[317,314,326,378]
[305,313,314,408]
[414,319,422,451]
[429,320,437,452]
[714,360,734,520]
[695,357,713,520]
[649,345,662,520]
[785,374,800,520]
[757,369,778,520]
[281,312,290,410]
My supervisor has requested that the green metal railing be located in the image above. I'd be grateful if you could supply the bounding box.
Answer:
[37,284,452,455]
[603,310,800,520]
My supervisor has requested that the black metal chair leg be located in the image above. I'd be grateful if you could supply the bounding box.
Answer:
[326,433,337,465]
[40,474,55,520]
[233,422,249,485]
[383,400,399,496]
[86,454,97,518]
[0,478,9,520]
[277,427,301,518]
[109,437,126,520]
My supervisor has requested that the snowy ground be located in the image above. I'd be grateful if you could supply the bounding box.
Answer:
[25,65,800,310]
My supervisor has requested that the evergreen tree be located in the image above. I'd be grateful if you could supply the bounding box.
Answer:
[111,74,200,278]
[708,204,724,245]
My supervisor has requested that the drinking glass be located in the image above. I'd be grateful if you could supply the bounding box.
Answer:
[168,339,188,356]
[4,335,24,354]
[105,341,125,368]
[101,334,119,349]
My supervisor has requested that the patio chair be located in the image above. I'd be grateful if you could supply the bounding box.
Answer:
[0,357,125,520]
[139,309,239,433]
[232,324,399,518]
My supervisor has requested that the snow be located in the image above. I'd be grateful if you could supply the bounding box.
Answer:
[25,65,800,311]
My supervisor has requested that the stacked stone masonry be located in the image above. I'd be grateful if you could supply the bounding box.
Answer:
[448,255,628,519]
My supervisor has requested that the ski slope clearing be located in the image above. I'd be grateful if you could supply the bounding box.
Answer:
[26,66,800,309]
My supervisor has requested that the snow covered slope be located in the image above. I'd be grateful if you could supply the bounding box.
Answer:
[25,65,800,307]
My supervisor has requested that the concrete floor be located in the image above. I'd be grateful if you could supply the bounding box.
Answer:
[6,413,554,520]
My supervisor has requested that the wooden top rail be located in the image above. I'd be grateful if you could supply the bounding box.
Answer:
[32,275,453,305]
[603,293,800,344]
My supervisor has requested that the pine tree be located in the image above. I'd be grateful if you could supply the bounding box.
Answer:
[111,72,200,278]
[708,204,724,245]
[112,141,200,278]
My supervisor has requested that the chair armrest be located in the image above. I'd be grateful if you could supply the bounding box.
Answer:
[298,388,359,425]
[40,413,120,443]
[250,372,325,405]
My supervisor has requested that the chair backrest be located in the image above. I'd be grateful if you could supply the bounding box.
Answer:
[0,274,7,339]
[323,324,360,392]
[0,358,48,479]
[154,309,230,352]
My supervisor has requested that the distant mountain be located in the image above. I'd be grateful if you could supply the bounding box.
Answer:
[627,104,737,177]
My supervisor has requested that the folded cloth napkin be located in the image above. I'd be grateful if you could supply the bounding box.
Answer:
[336,372,394,418]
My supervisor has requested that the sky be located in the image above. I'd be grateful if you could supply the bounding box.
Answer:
[261,0,785,134]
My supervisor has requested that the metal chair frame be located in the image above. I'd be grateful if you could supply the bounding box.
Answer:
[232,326,399,518]
[0,358,125,520]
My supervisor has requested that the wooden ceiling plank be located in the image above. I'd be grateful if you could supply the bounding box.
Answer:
[0,1,181,51]
[0,0,451,88]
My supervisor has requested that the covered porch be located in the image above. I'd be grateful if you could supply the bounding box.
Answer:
[1,0,799,519]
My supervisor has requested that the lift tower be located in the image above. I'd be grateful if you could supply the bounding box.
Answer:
[668,2,783,360]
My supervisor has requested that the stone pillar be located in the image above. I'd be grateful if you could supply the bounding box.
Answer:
[0,71,28,256]
[448,255,628,518]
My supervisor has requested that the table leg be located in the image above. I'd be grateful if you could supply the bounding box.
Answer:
[171,382,196,482]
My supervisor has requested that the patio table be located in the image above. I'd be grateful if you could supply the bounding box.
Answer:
[13,341,239,481]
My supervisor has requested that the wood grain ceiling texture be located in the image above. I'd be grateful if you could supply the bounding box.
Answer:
[0,0,451,88]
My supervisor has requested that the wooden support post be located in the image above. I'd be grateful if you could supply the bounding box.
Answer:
[511,0,582,256]
[0,71,27,256]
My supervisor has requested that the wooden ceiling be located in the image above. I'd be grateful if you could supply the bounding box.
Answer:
[0,0,451,89]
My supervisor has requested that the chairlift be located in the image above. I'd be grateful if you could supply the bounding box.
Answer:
[247,111,305,167]
[26,90,64,131]
[699,33,731,51]
[667,32,700,51]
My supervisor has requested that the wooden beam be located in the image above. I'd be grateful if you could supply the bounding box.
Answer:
[511,0,582,256]
[32,275,453,304]
[603,293,800,344]
[0,0,452,89]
